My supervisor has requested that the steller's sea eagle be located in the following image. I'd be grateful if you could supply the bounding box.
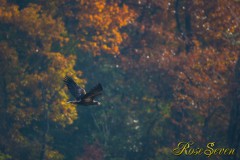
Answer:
[63,76,103,106]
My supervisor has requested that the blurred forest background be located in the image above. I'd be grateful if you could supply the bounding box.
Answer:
[0,0,240,160]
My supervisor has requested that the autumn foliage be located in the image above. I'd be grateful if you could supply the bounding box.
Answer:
[0,0,240,160]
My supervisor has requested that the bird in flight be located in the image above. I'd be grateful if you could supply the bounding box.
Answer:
[63,76,103,106]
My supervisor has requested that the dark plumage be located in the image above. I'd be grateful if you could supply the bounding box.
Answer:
[63,76,103,106]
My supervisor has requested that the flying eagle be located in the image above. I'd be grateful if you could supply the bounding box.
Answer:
[63,76,103,106]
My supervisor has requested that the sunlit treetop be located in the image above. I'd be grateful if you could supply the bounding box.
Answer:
[0,0,68,51]
[0,0,85,129]
[64,0,137,55]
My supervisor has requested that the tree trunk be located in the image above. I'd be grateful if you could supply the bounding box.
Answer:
[228,57,240,160]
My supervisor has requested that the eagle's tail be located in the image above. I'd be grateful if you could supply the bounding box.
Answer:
[67,100,79,104]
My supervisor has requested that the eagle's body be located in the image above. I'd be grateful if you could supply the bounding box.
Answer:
[63,76,103,106]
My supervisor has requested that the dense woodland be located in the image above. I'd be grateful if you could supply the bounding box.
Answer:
[0,0,240,160]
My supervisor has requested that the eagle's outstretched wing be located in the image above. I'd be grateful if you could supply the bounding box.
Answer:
[82,83,103,100]
[63,76,86,100]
